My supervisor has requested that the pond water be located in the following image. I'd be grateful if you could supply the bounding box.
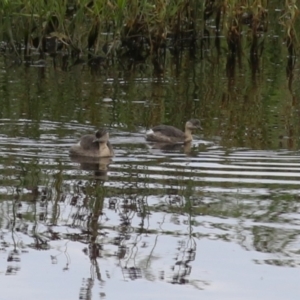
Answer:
[0,35,300,300]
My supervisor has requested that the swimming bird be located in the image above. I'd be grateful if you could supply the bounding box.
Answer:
[146,119,202,144]
[69,128,114,157]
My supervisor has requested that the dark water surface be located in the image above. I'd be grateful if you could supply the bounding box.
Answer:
[0,43,300,300]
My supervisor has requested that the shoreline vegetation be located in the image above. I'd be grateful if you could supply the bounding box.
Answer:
[0,1,298,72]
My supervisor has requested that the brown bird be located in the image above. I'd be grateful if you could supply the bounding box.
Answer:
[70,128,114,157]
[146,119,202,144]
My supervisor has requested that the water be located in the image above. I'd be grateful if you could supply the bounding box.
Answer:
[0,43,300,299]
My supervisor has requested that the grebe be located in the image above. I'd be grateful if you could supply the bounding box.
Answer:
[146,119,201,144]
[70,128,114,157]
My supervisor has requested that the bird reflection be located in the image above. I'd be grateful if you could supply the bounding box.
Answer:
[148,141,193,155]
[70,156,112,178]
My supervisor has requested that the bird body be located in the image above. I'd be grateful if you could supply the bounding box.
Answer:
[70,129,114,157]
[146,119,201,144]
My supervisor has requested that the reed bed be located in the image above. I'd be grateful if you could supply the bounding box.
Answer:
[0,0,298,68]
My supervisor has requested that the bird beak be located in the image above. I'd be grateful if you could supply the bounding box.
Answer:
[93,137,104,143]
[93,133,108,143]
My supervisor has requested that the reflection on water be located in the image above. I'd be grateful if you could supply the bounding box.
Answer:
[147,141,194,155]
[0,27,300,298]
[0,117,300,299]
[70,156,112,180]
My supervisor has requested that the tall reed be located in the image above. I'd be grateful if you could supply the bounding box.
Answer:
[0,1,298,62]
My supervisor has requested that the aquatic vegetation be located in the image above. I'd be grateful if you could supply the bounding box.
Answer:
[0,1,298,64]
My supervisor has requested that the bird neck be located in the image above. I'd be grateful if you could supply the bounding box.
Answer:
[99,142,108,152]
[98,141,113,156]
[184,128,193,143]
